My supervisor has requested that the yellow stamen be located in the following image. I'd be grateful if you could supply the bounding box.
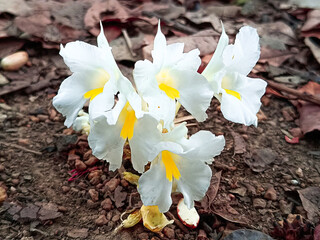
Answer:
[156,70,180,99]
[83,69,110,101]
[225,89,241,100]
[84,88,104,101]
[159,83,180,99]
[119,102,137,140]
[161,151,181,182]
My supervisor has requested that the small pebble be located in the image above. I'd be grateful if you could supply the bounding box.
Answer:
[291,179,299,185]
[88,189,99,202]
[163,227,175,239]
[253,198,267,209]
[264,187,277,201]
[295,168,303,178]
[0,164,5,172]
[95,215,108,226]
[62,186,70,193]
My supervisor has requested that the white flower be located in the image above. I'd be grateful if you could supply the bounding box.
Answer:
[88,112,157,173]
[53,22,142,127]
[73,110,90,135]
[202,24,267,127]
[133,21,213,128]
[131,117,225,213]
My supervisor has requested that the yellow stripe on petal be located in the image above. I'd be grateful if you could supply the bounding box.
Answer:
[225,89,241,100]
[120,102,137,140]
[159,83,180,100]
[162,151,181,182]
[84,87,104,101]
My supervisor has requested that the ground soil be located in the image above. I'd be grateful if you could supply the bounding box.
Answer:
[1,1,320,240]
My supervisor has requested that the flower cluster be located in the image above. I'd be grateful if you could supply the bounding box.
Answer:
[53,21,266,228]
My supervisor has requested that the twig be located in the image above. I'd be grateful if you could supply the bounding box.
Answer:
[174,115,195,124]
[121,29,136,57]
[0,141,42,156]
[142,11,197,35]
[266,79,320,106]
[166,211,189,234]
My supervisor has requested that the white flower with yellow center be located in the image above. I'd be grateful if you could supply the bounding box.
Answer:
[133,21,213,128]
[130,116,225,213]
[88,112,158,172]
[202,24,267,127]
[53,22,141,127]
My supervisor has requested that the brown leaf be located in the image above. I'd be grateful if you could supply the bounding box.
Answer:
[229,129,246,155]
[244,148,277,172]
[302,10,320,32]
[305,37,320,65]
[0,38,25,59]
[298,187,320,223]
[114,186,127,208]
[259,47,294,67]
[84,0,129,36]
[200,171,221,211]
[293,81,320,135]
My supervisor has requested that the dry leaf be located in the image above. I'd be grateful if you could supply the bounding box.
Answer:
[114,186,127,208]
[229,129,246,155]
[292,81,320,135]
[122,210,142,228]
[298,187,320,223]
[305,37,320,65]
[201,171,222,211]
[244,148,277,172]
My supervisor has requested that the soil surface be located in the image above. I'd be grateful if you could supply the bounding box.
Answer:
[0,0,320,240]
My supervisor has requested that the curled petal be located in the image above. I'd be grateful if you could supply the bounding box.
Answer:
[88,115,125,171]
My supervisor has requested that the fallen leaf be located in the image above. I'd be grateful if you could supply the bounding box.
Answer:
[292,81,320,135]
[301,10,320,32]
[305,37,320,65]
[84,0,129,35]
[229,129,246,155]
[114,186,127,208]
[259,47,294,67]
[244,148,277,172]
[201,171,222,211]
[224,229,274,240]
[0,38,25,59]
[298,187,320,223]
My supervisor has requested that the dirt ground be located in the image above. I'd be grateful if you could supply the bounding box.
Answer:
[0,0,320,240]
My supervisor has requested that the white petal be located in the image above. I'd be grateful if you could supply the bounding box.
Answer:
[129,114,162,173]
[163,122,188,142]
[133,59,175,127]
[220,74,267,126]
[138,161,172,213]
[223,26,260,76]
[175,48,201,72]
[60,41,116,76]
[202,22,229,80]
[103,93,127,125]
[88,115,125,171]
[180,131,225,164]
[89,80,117,120]
[162,43,184,69]
[176,157,212,209]
[149,142,184,162]
[53,71,104,127]
[73,115,89,133]
[97,21,111,50]
[117,75,143,119]
[170,69,213,122]
[152,21,167,71]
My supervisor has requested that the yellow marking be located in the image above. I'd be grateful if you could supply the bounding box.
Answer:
[159,83,180,99]
[84,87,104,101]
[161,151,181,182]
[156,70,180,99]
[225,89,241,100]
[120,102,137,140]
